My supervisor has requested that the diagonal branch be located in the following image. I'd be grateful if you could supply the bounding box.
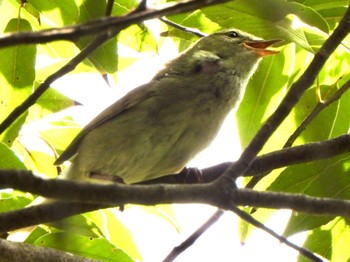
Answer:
[220,4,350,182]
[229,206,322,262]
[246,78,350,188]
[284,78,350,148]
[0,32,112,135]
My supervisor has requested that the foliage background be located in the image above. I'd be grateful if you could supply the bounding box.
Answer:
[0,0,349,261]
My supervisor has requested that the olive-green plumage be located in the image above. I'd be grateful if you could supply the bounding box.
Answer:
[55,29,279,184]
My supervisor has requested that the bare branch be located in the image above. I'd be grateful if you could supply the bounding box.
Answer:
[2,170,350,233]
[229,206,322,262]
[163,209,224,261]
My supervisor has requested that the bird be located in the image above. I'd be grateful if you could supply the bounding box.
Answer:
[54,29,280,184]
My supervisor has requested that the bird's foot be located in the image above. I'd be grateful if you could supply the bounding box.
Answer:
[179,167,203,183]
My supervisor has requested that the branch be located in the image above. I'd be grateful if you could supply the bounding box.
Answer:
[284,78,350,147]
[164,209,224,261]
[165,205,323,262]
[229,206,322,262]
[0,0,229,48]
[139,134,350,184]
[0,0,230,139]
[0,238,97,262]
[246,79,350,188]
[2,170,350,233]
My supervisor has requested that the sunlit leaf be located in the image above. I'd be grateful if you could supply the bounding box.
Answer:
[202,0,331,52]
[25,0,79,26]
[270,154,350,235]
[28,86,75,120]
[38,117,81,153]
[0,18,36,147]
[236,44,295,151]
[299,217,350,261]
[0,142,26,169]
[47,214,105,238]
[34,232,134,261]
[85,209,142,261]
[0,192,33,212]
[75,0,118,74]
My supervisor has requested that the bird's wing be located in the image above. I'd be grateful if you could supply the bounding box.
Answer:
[54,82,155,165]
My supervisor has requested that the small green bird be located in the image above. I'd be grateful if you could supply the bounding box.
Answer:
[55,29,280,184]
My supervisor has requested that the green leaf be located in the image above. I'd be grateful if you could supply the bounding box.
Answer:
[236,44,295,151]
[283,213,334,237]
[0,0,19,33]
[47,214,105,238]
[0,192,33,212]
[111,0,138,16]
[293,84,350,145]
[166,9,221,36]
[202,0,329,52]
[301,0,348,30]
[28,85,75,120]
[117,24,158,54]
[86,209,142,261]
[37,41,80,60]
[0,142,26,169]
[269,154,350,235]
[300,227,332,261]
[23,150,57,178]
[34,232,134,261]
[26,0,79,26]
[76,0,118,74]
[39,116,81,153]
[25,226,51,244]
[0,18,36,147]
[299,217,350,262]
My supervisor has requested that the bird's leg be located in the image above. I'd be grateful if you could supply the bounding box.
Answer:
[179,167,203,183]
[89,172,125,183]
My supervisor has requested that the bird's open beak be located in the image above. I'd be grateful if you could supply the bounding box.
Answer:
[242,39,282,57]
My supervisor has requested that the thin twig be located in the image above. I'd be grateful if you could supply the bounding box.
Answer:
[163,209,224,261]
[0,0,150,135]
[230,206,323,262]
[159,17,206,37]
[284,78,350,147]
[246,78,350,188]
[105,0,114,16]
[0,32,113,135]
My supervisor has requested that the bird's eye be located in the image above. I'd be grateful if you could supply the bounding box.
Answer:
[226,31,239,38]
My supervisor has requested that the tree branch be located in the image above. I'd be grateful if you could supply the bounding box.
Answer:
[1,170,350,233]
[139,134,350,184]
[164,209,224,261]
[0,238,98,262]
[0,0,229,48]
